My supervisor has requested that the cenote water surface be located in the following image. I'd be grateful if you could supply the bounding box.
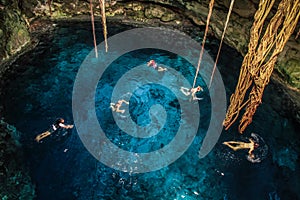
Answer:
[1,22,300,200]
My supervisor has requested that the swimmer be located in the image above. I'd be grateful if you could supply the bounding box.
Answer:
[180,86,203,101]
[35,118,73,143]
[110,99,129,113]
[223,138,259,159]
[147,60,167,72]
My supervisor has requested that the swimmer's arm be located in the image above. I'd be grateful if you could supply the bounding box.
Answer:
[191,92,197,99]
[120,100,129,104]
[110,103,116,111]
[248,139,255,154]
[248,146,255,155]
[180,87,190,96]
[116,107,125,113]
[191,90,199,99]
[193,96,203,101]
[59,123,74,129]
[157,66,167,71]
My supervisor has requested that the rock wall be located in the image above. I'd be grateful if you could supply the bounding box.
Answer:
[0,0,30,62]
[0,0,299,89]
[0,120,35,200]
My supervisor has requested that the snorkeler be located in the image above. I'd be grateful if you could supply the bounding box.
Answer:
[110,99,129,114]
[180,86,203,101]
[147,60,167,72]
[35,118,73,143]
[223,138,259,158]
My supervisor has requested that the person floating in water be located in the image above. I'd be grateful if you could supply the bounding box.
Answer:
[147,60,167,72]
[180,86,203,101]
[35,118,74,143]
[110,99,129,114]
[223,138,259,159]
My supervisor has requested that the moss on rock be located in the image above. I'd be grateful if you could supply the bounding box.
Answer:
[0,2,30,61]
[277,59,300,88]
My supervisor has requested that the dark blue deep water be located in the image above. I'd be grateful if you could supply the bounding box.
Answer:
[1,21,299,200]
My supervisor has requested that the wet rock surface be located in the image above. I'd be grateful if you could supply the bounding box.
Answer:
[0,0,299,89]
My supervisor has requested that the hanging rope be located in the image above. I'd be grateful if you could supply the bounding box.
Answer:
[192,0,214,88]
[90,0,98,58]
[208,0,235,88]
[99,0,108,52]
[224,0,300,133]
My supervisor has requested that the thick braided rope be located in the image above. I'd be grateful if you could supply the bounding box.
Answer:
[239,0,300,132]
[223,0,275,129]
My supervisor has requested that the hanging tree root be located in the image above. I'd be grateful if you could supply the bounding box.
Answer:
[223,0,275,130]
[224,0,300,133]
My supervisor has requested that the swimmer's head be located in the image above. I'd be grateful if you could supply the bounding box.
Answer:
[147,60,155,66]
[254,143,259,148]
[196,86,203,91]
[56,118,64,124]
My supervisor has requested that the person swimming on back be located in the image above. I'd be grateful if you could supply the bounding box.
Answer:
[223,138,259,159]
[147,60,167,72]
[180,86,204,101]
[110,99,129,114]
[35,118,73,143]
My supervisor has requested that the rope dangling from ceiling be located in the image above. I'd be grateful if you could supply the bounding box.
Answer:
[223,0,300,133]
[99,0,108,52]
[192,0,214,88]
[90,0,98,58]
[209,0,235,89]
[90,0,108,57]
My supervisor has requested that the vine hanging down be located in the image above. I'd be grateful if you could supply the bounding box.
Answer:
[223,0,300,133]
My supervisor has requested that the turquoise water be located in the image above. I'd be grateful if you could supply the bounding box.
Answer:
[1,21,299,199]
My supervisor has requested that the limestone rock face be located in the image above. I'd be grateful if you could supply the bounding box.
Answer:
[145,5,176,22]
[0,1,30,61]
[1,0,298,88]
